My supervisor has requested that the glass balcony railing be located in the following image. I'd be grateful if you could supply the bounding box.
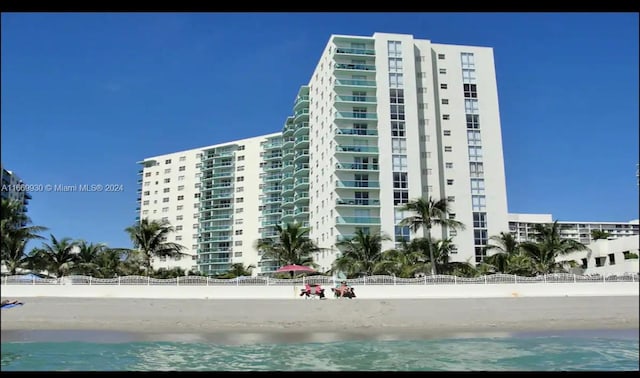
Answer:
[335,47,375,56]
[335,95,377,103]
[335,163,379,171]
[335,79,376,87]
[336,128,378,136]
[336,112,377,120]
[336,145,379,153]
[336,198,380,206]
[336,180,380,188]
[335,63,376,71]
[336,216,381,224]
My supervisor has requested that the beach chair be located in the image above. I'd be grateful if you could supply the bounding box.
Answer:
[300,283,325,299]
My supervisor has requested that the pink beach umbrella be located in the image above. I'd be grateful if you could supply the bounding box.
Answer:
[275,264,316,278]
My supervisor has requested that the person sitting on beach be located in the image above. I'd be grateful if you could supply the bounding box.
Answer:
[1,299,23,306]
[332,281,352,298]
[300,283,325,298]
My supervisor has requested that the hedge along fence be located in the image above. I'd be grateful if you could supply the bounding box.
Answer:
[1,273,637,286]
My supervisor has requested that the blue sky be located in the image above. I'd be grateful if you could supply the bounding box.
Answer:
[2,13,638,250]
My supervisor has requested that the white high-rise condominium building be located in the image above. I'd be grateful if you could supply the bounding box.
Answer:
[137,32,511,274]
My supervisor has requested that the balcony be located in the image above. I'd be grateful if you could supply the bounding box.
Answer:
[336,180,380,189]
[282,184,294,195]
[336,111,377,120]
[294,136,309,148]
[293,122,309,137]
[201,225,232,232]
[336,145,379,154]
[264,152,282,160]
[211,183,233,189]
[336,128,378,136]
[294,178,309,189]
[336,216,381,225]
[265,164,283,172]
[294,193,309,204]
[262,208,283,215]
[282,137,295,149]
[262,197,282,204]
[281,173,294,183]
[212,171,234,178]
[335,79,376,88]
[335,95,377,104]
[294,164,310,177]
[294,206,310,216]
[264,185,282,193]
[294,109,309,122]
[336,198,380,206]
[334,63,376,71]
[264,174,283,182]
[211,192,233,199]
[263,142,283,150]
[335,162,379,171]
[200,236,232,243]
[294,95,309,110]
[335,47,375,56]
[294,150,309,163]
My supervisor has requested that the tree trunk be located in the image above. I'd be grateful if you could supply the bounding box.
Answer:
[426,226,437,275]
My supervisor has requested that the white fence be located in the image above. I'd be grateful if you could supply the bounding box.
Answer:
[1,273,637,286]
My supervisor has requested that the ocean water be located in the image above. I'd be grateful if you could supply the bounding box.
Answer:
[1,330,638,371]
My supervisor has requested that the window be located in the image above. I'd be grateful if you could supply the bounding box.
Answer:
[236,187,244,192]
[393,172,408,189]
[472,195,486,211]
[162,207,169,213]
[468,146,483,162]
[471,179,485,195]
[462,69,477,84]
[393,190,409,205]
[392,138,407,154]
[442,114,450,120]
[177,195,184,200]
[237,165,245,172]
[392,155,407,171]
[236,197,244,203]
[465,99,479,114]
[447,196,455,202]
[194,193,200,198]
[469,162,484,178]
[387,40,402,57]
[143,191,150,196]
[439,68,447,74]
[608,253,615,265]
[178,166,185,172]
[449,213,456,220]
[440,83,448,89]
[164,178,170,183]
[474,229,488,245]
[144,172,151,177]
[461,52,475,68]
[178,175,185,181]
[467,130,482,145]
[394,226,410,242]
[444,146,452,152]
[179,156,186,162]
[163,188,170,193]
[473,212,487,228]
[466,114,480,129]
[389,73,404,88]
[144,182,150,187]
[238,145,245,150]
[391,122,405,137]
[441,99,449,105]
[235,230,243,235]
[178,185,184,191]
[143,200,149,205]
[447,179,454,185]
[176,225,183,231]
[237,177,244,182]
[388,57,403,71]
[176,215,183,220]
[237,155,245,161]
[464,84,478,98]
[446,162,453,169]
[443,130,451,136]
[164,168,171,174]
[165,159,171,164]
[438,53,445,59]
[389,89,404,104]
[162,197,169,203]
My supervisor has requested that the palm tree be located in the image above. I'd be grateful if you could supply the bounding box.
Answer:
[520,221,588,274]
[32,235,79,277]
[125,218,186,273]
[590,229,611,241]
[375,239,428,278]
[72,241,108,276]
[484,232,521,273]
[1,198,48,271]
[92,249,124,278]
[427,238,476,276]
[255,223,319,268]
[400,197,466,275]
[333,229,389,277]
[218,263,256,279]
[2,237,29,275]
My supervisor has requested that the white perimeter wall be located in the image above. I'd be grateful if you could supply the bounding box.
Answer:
[2,283,637,300]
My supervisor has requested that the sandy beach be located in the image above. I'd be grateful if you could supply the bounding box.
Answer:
[1,296,638,342]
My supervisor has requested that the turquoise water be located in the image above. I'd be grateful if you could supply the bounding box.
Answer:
[2,331,638,371]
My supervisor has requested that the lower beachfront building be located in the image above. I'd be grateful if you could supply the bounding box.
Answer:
[509,213,639,245]
[136,32,512,275]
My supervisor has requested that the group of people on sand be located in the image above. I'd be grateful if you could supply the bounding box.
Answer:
[299,281,356,299]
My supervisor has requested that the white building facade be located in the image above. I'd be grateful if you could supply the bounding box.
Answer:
[508,213,640,245]
[559,235,639,275]
[137,33,512,275]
